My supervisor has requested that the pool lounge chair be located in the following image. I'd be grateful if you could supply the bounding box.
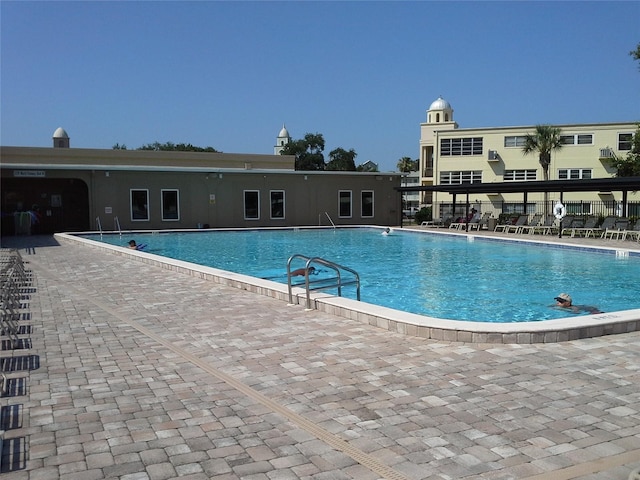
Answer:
[530,215,557,235]
[494,214,528,233]
[449,214,481,230]
[468,212,492,231]
[516,213,543,235]
[602,218,629,240]
[564,216,598,237]
[622,218,640,241]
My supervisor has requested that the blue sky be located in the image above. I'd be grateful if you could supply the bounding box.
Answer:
[2,1,639,172]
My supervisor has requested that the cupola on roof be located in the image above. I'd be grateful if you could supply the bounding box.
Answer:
[429,96,452,111]
[53,127,69,138]
[278,124,290,138]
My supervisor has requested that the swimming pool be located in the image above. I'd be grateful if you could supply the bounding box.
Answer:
[80,228,640,323]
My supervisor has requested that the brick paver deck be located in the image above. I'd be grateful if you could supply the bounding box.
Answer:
[1,233,638,479]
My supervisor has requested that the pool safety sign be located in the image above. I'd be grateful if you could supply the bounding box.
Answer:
[209,194,216,204]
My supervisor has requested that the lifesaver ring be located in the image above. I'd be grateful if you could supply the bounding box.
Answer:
[554,202,566,220]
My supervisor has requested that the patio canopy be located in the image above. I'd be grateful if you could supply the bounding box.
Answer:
[395,176,640,195]
[395,176,640,225]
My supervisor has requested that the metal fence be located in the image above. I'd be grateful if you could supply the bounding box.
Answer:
[437,201,640,222]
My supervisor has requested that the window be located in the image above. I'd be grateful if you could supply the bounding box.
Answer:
[130,189,149,221]
[619,133,633,151]
[560,134,593,145]
[361,191,374,218]
[244,190,259,220]
[565,202,591,215]
[270,190,285,219]
[439,171,482,185]
[558,168,592,180]
[504,170,537,181]
[502,203,536,214]
[440,137,483,156]
[339,191,352,218]
[161,189,179,221]
[504,136,526,148]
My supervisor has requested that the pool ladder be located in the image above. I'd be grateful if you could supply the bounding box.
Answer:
[287,254,360,310]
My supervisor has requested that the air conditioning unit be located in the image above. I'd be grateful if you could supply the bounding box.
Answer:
[599,148,613,159]
[488,150,499,161]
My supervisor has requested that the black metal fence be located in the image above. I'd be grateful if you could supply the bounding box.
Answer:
[438,201,640,222]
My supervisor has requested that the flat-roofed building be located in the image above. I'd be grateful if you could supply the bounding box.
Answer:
[1,128,402,234]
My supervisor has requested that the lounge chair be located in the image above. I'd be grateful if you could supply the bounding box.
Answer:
[555,215,574,237]
[468,212,492,231]
[531,215,557,235]
[494,214,527,233]
[449,213,482,230]
[602,218,629,240]
[622,218,640,241]
[564,216,599,237]
[517,213,543,235]
[586,216,616,238]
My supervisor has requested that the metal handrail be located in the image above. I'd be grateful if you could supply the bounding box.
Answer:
[287,254,360,310]
[324,212,336,229]
[114,216,122,237]
[96,217,102,238]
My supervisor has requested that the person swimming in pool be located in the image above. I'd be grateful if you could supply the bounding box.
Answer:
[128,240,147,250]
[552,293,602,314]
[290,266,316,277]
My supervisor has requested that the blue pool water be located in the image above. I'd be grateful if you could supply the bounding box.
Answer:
[83,228,640,323]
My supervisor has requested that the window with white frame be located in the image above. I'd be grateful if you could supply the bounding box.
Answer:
[244,190,259,220]
[564,202,592,215]
[502,203,536,214]
[130,189,149,221]
[558,168,592,180]
[439,171,482,185]
[504,169,537,181]
[560,134,593,145]
[361,191,374,218]
[338,190,352,218]
[618,133,633,151]
[504,136,527,147]
[270,190,285,219]
[440,137,483,156]
[161,189,179,221]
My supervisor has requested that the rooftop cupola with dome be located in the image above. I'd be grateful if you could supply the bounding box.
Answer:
[426,96,454,124]
[274,124,291,155]
[53,127,70,148]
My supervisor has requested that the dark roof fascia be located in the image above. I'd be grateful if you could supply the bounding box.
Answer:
[396,177,640,194]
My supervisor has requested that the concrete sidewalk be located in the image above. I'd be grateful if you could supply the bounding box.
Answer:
[1,235,639,479]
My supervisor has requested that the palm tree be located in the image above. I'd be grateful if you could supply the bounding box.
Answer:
[397,156,418,172]
[522,125,563,213]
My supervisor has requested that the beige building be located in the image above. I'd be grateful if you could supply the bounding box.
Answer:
[419,97,638,219]
[1,128,402,235]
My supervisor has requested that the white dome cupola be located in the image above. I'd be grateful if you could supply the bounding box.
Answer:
[427,96,454,124]
[52,127,70,148]
[274,124,291,155]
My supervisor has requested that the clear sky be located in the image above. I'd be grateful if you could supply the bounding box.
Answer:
[1,1,639,172]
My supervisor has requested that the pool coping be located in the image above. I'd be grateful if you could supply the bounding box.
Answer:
[55,231,640,344]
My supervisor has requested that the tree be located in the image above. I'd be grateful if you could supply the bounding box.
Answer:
[280,133,326,170]
[522,125,563,181]
[631,42,640,71]
[396,156,418,172]
[326,148,357,171]
[112,143,127,150]
[137,141,219,152]
[608,124,640,177]
[522,125,563,213]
